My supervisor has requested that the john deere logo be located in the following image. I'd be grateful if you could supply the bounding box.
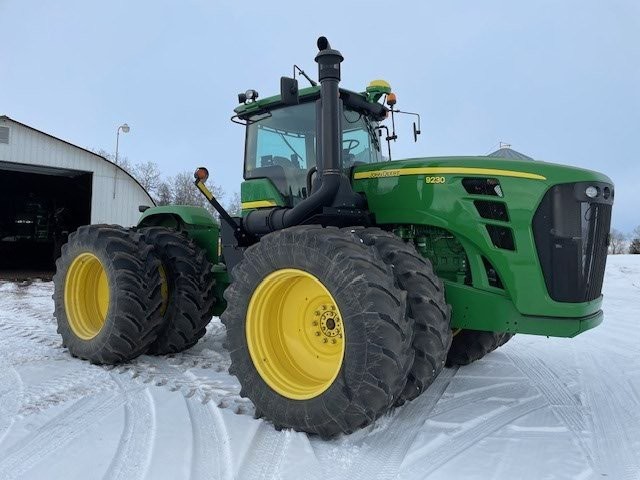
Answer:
[367,170,401,178]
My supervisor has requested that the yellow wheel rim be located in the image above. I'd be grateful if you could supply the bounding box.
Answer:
[246,268,345,400]
[64,253,110,340]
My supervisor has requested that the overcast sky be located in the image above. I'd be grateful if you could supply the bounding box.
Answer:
[1,0,638,231]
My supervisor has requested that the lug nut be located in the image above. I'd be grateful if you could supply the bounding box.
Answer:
[322,338,328,343]
[315,331,321,336]
[331,339,337,344]
[312,321,318,326]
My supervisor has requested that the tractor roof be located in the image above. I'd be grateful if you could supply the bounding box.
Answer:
[234,80,392,122]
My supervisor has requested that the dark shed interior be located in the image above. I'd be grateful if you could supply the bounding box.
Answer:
[0,162,92,272]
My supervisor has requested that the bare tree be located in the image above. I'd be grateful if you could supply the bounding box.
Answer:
[226,191,242,217]
[629,226,640,255]
[132,161,162,194]
[155,181,173,206]
[170,171,224,217]
[609,229,627,255]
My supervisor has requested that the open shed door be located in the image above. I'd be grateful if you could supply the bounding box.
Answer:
[0,161,92,271]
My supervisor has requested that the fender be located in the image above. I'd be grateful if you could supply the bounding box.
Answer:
[137,205,220,264]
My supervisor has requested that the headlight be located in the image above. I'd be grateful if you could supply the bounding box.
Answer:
[585,186,599,198]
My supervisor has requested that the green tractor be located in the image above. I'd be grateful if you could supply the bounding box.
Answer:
[53,37,614,437]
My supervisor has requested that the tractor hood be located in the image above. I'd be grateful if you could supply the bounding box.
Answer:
[352,156,613,186]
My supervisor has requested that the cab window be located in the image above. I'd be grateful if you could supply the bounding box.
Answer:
[244,101,382,206]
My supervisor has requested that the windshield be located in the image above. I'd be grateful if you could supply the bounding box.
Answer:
[244,101,382,205]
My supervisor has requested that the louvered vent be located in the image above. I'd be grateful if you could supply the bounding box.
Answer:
[474,200,509,222]
[486,225,515,250]
[462,178,503,197]
[0,126,9,144]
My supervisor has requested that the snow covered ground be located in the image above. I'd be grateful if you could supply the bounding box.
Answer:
[0,256,639,480]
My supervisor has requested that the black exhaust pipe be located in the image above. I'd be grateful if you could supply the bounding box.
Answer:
[243,37,346,235]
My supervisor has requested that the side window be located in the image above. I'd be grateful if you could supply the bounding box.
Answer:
[256,127,307,170]
[342,128,373,164]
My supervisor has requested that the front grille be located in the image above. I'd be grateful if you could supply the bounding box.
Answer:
[533,182,613,302]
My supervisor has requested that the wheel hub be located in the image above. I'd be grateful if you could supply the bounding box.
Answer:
[316,307,342,341]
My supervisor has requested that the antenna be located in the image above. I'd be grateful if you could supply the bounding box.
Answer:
[293,65,318,87]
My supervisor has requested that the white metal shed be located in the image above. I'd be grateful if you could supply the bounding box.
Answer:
[0,115,154,269]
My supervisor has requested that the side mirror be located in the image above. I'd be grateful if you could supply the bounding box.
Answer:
[413,122,421,142]
[280,77,299,105]
[138,205,150,213]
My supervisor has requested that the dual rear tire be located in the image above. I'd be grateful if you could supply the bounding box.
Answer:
[53,225,215,364]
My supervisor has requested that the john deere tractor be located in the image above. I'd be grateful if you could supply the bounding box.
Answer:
[53,37,613,437]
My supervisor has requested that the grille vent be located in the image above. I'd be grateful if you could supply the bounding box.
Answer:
[486,225,515,250]
[462,178,502,197]
[474,200,509,222]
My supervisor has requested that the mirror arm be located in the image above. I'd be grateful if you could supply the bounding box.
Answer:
[194,179,246,239]
[394,110,421,142]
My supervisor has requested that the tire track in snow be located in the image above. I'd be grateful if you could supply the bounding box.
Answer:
[0,392,126,480]
[430,381,523,417]
[19,364,115,415]
[103,376,156,480]
[186,398,233,480]
[582,352,640,480]
[337,367,456,480]
[505,349,595,467]
[1,280,250,416]
[116,355,252,416]
[0,366,23,445]
[236,422,293,480]
[398,395,547,479]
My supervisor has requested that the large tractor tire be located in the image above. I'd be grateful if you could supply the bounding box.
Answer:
[53,225,164,364]
[139,227,216,355]
[222,226,413,437]
[352,228,452,405]
[446,330,514,367]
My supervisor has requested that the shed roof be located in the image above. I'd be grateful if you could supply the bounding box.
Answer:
[0,115,154,204]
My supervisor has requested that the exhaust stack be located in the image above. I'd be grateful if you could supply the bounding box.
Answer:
[243,37,365,236]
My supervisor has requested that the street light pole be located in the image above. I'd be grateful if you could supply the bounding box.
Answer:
[112,123,130,199]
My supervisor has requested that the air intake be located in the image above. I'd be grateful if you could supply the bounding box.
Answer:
[462,178,503,197]
[474,200,509,222]
[486,225,515,251]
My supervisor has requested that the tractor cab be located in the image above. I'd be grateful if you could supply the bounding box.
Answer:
[235,85,390,207]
